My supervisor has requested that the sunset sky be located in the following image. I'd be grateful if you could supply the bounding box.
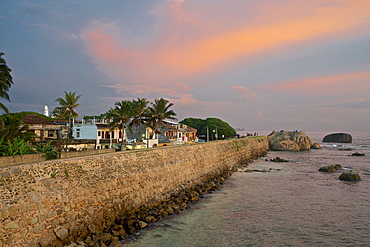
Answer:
[1,0,369,132]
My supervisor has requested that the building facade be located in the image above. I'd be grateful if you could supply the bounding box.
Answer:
[22,115,62,142]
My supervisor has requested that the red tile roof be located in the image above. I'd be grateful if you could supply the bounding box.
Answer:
[186,127,197,133]
[22,115,56,125]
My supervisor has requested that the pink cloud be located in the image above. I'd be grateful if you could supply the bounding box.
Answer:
[231,86,258,100]
[271,70,370,95]
[81,0,370,109]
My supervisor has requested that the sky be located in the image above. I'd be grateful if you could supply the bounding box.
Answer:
[1,0,370,132]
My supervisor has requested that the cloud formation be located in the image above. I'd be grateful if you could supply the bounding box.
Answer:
[271,70,370,96]
[81,0,370,102]
[3,0,370,131]
[231,86,258,100]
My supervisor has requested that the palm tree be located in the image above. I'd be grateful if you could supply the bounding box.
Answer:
[0,53,14,114]
[55,91,80,150]
[130,98,149,140]
[147,98,177,139]
[54,91,81,121]
[0,114,34,142]
[107,100,132,143]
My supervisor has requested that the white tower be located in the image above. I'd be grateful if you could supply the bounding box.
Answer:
[44,105,49,117]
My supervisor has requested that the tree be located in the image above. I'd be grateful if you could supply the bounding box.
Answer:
[54,91,81,121]
[54,91,80,150]
[180,117,236,139]
[0,114,34,142]
[147,98,177,139]
[107,100,132,143]
[130,98,149,139]
[0,53,14,114]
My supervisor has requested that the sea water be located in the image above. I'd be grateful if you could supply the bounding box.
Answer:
[126,132,370,246]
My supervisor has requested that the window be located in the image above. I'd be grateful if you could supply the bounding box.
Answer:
[98,131,101,136]
[111,131,114,139]
[48,130,54,137]
[76,132,80,138]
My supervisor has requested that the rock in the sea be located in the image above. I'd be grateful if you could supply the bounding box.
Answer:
[311,143,322,149]
[268,131,312,151]
[322,133,352,143]
[245,169,269,173]
[339,170,361,181]
[270,157,289,162]
[319,164,341,172]
[351,152,365,156]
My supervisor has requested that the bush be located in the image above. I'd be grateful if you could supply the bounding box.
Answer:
[34,141,59,160]
[0,137,34,156]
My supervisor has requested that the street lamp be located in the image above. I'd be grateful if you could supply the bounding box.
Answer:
[142,133,149,148]
[213,128,218,140]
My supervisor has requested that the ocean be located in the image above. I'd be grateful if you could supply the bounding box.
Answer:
[125,131,370,246]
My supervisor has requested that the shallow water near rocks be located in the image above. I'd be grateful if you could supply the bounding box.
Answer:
[126,132,370,246]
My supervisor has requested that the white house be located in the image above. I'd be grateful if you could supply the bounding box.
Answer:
[73,120,98,140]
[71,118,197,149]
[72,119,157,149]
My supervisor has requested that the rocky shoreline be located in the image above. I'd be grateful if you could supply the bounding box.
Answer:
[67,154,265,247]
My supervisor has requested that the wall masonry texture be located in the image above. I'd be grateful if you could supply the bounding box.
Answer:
[0,149,117,167]
[0,137,268,246]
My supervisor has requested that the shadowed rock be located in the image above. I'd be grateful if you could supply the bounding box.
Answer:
[323,133,352,143]
[311,143,322,149]
[319,164,341,172]
[245,169,269,173]
[351,152,365,156]
[269,157,289,162]
[339,170,361,181]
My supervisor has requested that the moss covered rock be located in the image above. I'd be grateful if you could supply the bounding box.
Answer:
[319,164,341,172]
[339,170,361,181]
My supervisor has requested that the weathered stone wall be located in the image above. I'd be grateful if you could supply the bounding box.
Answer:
[0,153,46,168]
[0,137,268,246]
[0,149,116,167]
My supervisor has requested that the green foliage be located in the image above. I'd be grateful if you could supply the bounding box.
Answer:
[0,53,14,114]
[129,98,149,137]
[0,137,34,156]
[180,117,236,138]
[0,114,35,142]
[34,141,59,160]
[105,97,177,140]
[147,98,177,138]
[106,100,132,141]
[2,111,54,122]
[83,114,107,121]
[53,91,81,119]
[54,91,81,143]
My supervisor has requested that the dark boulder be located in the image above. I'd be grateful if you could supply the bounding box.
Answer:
[319,164,341,172]
[270,157,289,162]
[311,143,322,149]
[351,152,365,156]
[339,170,361,181]
[322,133,352,143]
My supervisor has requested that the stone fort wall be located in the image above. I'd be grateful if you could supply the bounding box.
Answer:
[0,137,268,246]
